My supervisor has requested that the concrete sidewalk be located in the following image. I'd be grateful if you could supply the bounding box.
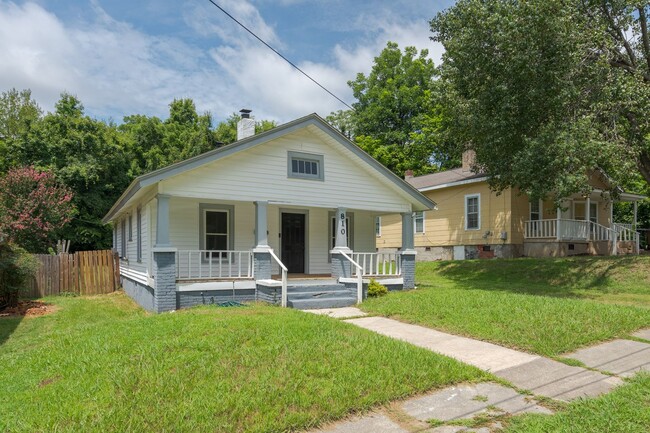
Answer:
[345,316,622,402]
[302,313,649,433]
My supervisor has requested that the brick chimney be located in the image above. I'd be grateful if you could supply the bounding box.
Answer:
[404,170,414,180]
[237,109,255,140]
[461,149,476,173]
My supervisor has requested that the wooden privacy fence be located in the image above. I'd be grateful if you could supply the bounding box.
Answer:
[25,250,120,297]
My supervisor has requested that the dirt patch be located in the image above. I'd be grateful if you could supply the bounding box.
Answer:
[0,300,56,318]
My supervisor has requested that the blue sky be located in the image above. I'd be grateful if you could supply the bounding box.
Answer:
[1,0,452,123]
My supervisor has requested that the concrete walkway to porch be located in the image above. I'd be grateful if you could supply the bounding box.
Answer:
[304,308,650,432]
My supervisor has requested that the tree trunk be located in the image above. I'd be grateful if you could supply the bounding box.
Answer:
[639,149,650,186]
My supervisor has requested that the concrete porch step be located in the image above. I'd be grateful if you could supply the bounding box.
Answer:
[288,289,355,300]
[287,283,347,293]
[288,296,357,310]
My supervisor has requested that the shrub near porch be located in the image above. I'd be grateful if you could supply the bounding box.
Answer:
[361,257,650,357]
[0,293,489,433]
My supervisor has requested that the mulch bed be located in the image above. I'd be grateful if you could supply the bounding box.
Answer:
[0,300,56,317]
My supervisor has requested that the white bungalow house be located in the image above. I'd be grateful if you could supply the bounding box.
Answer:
[103,112,436,313]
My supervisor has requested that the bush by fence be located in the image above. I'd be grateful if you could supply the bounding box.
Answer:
[25,250,120,297]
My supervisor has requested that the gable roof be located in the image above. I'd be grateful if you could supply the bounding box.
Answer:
[103,113,436,223]
[407,168,488,192]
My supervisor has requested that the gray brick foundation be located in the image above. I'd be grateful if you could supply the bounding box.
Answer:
[330,251,352,280]
[121,276,155,312]
[401,252,416,289]
[153,251,177,313]
[178,289,256,308]
[253,251,272,280]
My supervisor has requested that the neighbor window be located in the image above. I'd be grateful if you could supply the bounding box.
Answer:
[529,199,541,221]
[375,216,381,237]
[136,207,142,262]
[128,214,133,241]
[288,151,324,181]
[465,194,480,230]
[414,211,425,234]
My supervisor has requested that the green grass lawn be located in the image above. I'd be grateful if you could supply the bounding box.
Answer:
[361,256,650,356]
[0,293,488,433]
[504,373,650,432]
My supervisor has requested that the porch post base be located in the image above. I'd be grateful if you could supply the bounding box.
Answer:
[153,250,177,313]
[330,248,352,280]
[401,249,417,289]
[253,251,272,280]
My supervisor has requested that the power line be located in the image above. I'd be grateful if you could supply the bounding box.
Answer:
[204,0,354,111]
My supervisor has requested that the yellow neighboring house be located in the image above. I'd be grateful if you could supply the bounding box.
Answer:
[378,151,645,260]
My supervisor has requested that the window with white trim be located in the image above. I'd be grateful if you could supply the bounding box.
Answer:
[375,216,381,237]
[414,211,425,234]
[288,151,324,181]
[205,210,229,257]
[465,194,480,230]
[529,199,541,221]
[136,207,142,262]
[120,218,126,258]
[128,214,133,241]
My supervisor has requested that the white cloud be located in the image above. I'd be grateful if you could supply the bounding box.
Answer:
[0,0,443,124]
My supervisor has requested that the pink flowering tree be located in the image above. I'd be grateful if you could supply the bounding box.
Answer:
[0,166,75,253]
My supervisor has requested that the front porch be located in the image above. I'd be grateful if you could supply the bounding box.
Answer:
[143,197,419,312]
[523,218,640,256]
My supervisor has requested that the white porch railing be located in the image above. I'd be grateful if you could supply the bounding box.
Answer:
[525,219,612,241]
[613,223,635,232]
[524,219,640,253]
[267,249,288,308]
[352,252,401,277]
[524,219,557,239]
[339,251,363,304]
[176,250,253,280]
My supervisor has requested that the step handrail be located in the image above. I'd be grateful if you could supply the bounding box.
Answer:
[268,249,288,307]
[339,250,363,304]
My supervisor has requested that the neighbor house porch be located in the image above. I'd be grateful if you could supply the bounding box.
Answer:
[522,192,642,257]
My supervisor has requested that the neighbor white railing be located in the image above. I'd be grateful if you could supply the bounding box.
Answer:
[352,252,401,277]
[524,219,557,239]
[268,249,288,308]
[613,223,634,232]
[339,251,363,304]
[176,250,253,280]
[525,219,613,241]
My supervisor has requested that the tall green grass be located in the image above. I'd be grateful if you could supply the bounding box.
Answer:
[361,257,650,356]
[0,293,488,433]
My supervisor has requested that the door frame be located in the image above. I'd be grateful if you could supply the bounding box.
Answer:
[279,208,309,274]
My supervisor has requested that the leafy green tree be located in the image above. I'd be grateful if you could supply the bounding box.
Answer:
[348,42,446,175]
[0,89,42,172]
[26,93,131,250]
[431,0,650,201]
[325,110,355,139]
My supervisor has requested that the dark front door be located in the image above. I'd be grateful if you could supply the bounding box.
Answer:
[281,213,305,273]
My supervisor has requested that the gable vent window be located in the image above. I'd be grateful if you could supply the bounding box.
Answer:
[288,151,324,181]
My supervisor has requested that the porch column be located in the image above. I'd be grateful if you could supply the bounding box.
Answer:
[153,194,176,313]
[634,201,638,230]
[586,197,591,241]
[254,201,269,249]
[253,201,272,280]
[401,212,416,289]
[556,207,561,241]
[334,207,349,250]
[331,207,352,279]
[155,194,171,247]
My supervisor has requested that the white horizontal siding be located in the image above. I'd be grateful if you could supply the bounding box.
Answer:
[160,130,412,213]
[353,211,377,253]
